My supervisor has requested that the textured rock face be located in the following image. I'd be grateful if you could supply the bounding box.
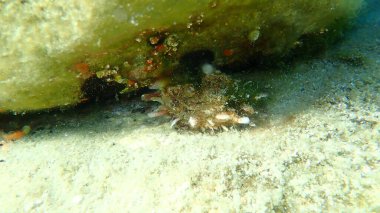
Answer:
[0,0,363,112]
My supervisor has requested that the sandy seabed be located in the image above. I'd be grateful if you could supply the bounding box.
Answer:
[1,2,379,213]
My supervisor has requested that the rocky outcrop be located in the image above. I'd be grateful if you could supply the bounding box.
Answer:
[0,0,363,112]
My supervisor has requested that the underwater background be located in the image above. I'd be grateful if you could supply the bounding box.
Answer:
[0,0,379,212]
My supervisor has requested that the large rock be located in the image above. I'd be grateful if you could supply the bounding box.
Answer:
[0,0,363,112]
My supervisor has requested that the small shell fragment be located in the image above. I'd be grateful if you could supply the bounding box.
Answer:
[170,118,180,128]
[221,125,229,131]
[201,63,215,75]
[215,113,231,121]
[188,117,198,128]
[237,116,250,124]
[207,119,215,126]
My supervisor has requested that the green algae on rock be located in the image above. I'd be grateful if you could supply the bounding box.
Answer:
[0,0,363,112]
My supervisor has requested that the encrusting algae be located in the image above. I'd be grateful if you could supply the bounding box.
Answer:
[0,0,364,130]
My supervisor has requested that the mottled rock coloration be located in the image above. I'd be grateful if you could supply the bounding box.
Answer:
[0,0,363,112]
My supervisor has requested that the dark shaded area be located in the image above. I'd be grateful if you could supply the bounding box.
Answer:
[81,76,126,101]
[170,49,215,84]
[221,18,356,74]
[180,49,215,68]
[0,95,159,135]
